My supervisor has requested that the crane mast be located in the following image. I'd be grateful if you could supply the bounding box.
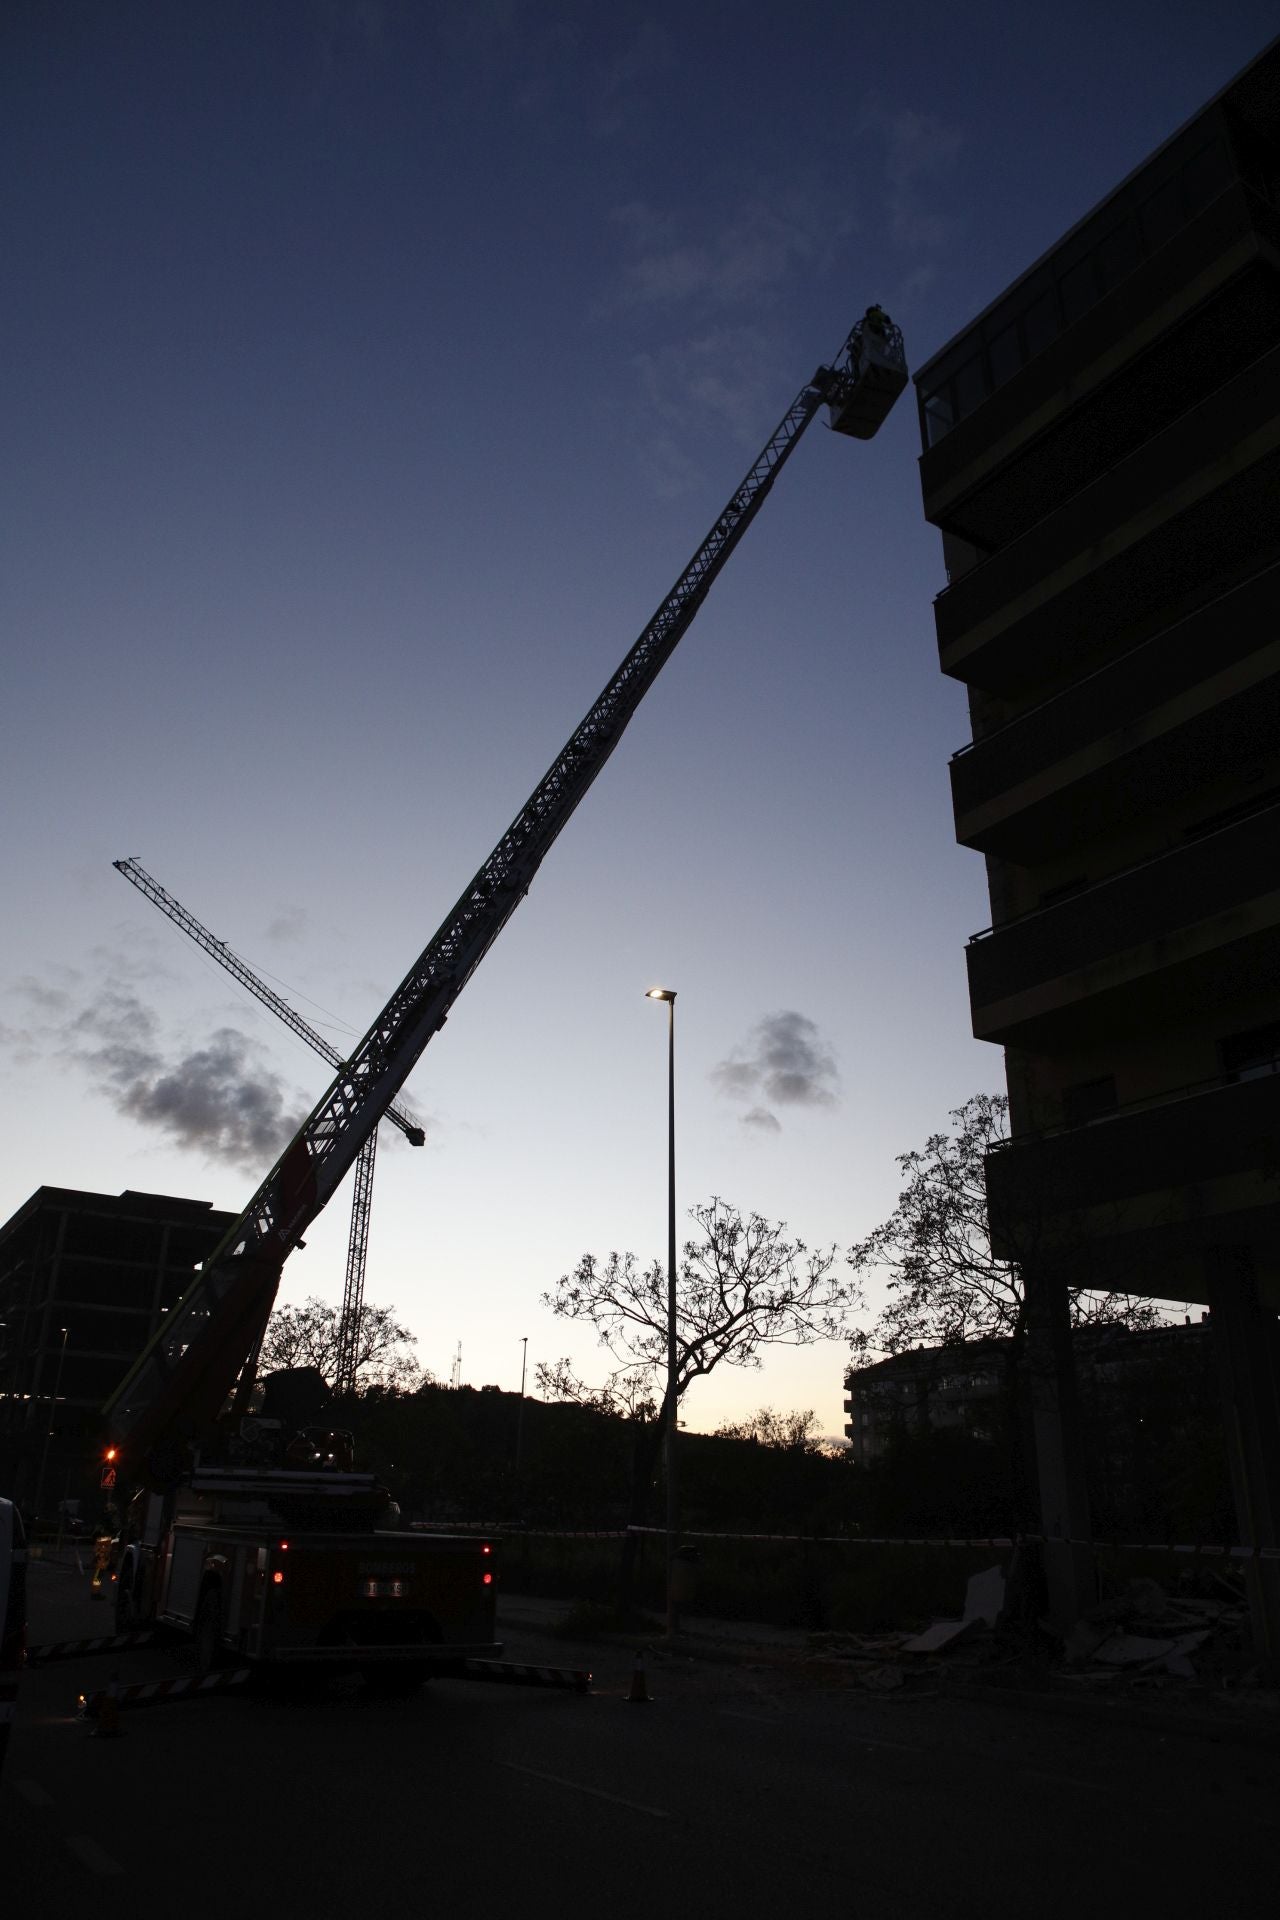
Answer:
[104,312,907,1483]
[112,857,422,1396]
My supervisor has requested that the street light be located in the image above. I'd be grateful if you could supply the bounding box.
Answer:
[645,985,679,1635]
[515,1335,529,1473]
[32,1325,69,1529]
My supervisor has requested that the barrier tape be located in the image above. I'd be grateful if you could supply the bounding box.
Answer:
[29,1632,157,1665]
[411,1524,628,1539]
[462,1658,591,1693]
[409,1518,1279,1561]
[624,1525,1280,1560]
[80,1669,252,1718]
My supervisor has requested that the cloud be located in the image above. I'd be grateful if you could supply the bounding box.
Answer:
[711,1010,840,1132]
[592,19,674,137]
[264,905,310,946]
[608,191,833,317]
[15,967,307,1171]
[70,986,305,1169]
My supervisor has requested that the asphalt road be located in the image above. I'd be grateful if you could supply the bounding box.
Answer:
[4,1561,1276,1918]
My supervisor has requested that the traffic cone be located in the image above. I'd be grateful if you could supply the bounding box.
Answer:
[627,1651,650,1704]
[91,1672,124,1739]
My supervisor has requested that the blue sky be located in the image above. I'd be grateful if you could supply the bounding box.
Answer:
[3,3,1273,1437]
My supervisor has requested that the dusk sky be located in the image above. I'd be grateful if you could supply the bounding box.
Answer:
[4,4,1274,1438]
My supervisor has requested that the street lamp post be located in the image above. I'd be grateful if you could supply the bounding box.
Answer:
[32,1324,69,1529]
[646,985,679,1636]
[515,1335,528,1473]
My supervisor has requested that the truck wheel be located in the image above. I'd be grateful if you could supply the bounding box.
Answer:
[361,1664,428,1699]
[193,1586,224,1677]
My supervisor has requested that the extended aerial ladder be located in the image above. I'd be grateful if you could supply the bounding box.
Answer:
[104,311,907,1486]
[113,857,425,1394]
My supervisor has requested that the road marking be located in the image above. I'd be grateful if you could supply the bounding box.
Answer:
[65,1834,124,1876]
[11,1777,54,1807]
[502,1762,669,1819]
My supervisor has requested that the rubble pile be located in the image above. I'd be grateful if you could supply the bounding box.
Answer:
[1059,1575,1253,1688]
[803,1566,1262,1699]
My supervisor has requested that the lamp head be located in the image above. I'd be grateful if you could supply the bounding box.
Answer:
[645,986,676,1003]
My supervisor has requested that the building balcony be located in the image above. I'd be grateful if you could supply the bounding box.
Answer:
[966,799,1280,1048]
[950,564,1280,859]
[933,342,1280,694]
[984,1066,1280,1288]
[919,183,1280,547]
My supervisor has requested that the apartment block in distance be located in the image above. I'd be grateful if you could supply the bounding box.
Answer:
[0,1186,236,1515]
[912,39,1280,1653]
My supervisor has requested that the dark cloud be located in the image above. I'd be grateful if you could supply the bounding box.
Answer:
[264,905,310,945]
[711,1010,840,1133]
[63,982,305,1170]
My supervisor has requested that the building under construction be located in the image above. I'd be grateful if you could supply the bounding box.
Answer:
[0,1186,234,1516]
[914,40,1280,1653]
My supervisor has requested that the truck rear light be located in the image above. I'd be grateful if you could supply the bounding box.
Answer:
[482,1543,491,1554]
[482,1572,493,1586]
[272,1571,285,1585]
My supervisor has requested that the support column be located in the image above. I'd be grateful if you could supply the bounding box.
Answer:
[1024,1265,1094,1633]
[1205,1246,1280,1678]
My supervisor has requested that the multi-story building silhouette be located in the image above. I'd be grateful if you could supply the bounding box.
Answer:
[0,1185,235,1515]
[913,39,1280,1652]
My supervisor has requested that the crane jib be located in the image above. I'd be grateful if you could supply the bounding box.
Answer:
[103,314,907,1465]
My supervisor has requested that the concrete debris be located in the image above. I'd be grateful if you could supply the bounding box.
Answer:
[1093,1632,1181,1666]
[1086,1577,1171,1626]
[1062,1618,1113,1665]
[901,1618,981,1655]
[963,1565,1006,1628]
[1090,1627,1212,1675]
[857,1664,905,1691]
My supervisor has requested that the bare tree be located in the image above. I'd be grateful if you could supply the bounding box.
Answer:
[534,1357,658,1424]
[544,1197,857,1607]
[848,1093,1163,1357]
[260,1296,427,1393]
[545,1197,858,1414]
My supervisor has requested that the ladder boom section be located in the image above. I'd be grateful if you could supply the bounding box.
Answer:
[105,315,905,1467]
[113,858,424,1145]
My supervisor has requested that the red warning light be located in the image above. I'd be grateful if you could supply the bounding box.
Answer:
[104,1448,118,1462]
[482,1572,493,1586]
[279,1541,289,1550]
[272,1571,285,1585]
[482,1543,491,1554]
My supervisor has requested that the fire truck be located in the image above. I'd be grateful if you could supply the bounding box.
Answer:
[103,311,906,1689]
[112,1373,498,1691]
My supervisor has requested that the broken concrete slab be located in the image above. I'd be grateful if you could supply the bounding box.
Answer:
[901,1618,980,1655]
[1093,1633,1180,1666]
[963,1565,1007,1628]
[1063,1618,1113,1664]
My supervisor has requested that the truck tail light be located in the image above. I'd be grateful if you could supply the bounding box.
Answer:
[482,1572,493,1586]
[272,1571,285,1585]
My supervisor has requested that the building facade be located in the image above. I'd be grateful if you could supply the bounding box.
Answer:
[912,41,1280,1649]
[0,1186,236,1516]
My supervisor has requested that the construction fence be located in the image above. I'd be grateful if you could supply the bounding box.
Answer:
[412,1522,1264,1632]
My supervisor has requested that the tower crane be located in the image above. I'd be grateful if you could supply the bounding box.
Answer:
[104,310,908,1487]
[112,857,426,1394]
